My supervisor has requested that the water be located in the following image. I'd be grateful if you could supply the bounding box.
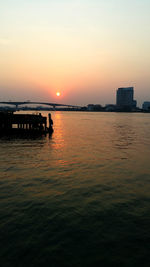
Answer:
[0,112,150,267]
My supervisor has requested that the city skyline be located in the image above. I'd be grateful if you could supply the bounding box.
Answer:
[0,0,150,106]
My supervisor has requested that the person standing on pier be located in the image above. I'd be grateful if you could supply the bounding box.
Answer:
[48,113,53,133]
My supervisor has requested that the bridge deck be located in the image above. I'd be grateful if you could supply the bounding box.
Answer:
[0,101,80,108]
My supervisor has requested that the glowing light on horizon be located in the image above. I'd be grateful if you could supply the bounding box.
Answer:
[56,92,61,97]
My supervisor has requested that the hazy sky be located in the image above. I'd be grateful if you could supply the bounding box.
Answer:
[0,0,150,106]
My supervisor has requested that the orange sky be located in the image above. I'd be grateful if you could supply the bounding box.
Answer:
[0,0,150,106]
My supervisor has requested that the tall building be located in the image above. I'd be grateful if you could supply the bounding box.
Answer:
[116,87,137,108]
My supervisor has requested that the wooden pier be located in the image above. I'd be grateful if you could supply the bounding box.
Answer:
[0,112,53,135]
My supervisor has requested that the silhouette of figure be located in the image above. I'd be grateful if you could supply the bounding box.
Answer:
[48,113,53,133]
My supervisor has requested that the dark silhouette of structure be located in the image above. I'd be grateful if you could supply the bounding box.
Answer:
[116,87,137,110]
[142,102,150,111]
[0,101,81,110]
[0,111,53,135]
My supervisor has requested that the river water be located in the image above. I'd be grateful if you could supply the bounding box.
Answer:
[0,112,150,267]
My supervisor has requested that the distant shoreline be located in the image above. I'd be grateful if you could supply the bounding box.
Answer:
[0,108,149,113]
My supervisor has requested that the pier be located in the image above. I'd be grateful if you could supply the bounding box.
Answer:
[0,112,53,135]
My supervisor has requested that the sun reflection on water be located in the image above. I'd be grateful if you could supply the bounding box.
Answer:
[52,112,65,150]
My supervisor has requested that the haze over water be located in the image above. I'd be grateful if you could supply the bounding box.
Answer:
[1,0,150,105]
[0,111,150,266]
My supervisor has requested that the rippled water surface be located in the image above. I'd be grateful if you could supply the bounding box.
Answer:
[0,112,150,267]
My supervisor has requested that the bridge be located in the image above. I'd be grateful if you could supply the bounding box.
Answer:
[0,101,81,110]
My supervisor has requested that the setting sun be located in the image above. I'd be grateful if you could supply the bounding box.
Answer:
[56,92,61,97]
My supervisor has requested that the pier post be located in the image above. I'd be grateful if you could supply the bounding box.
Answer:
[48,113,53,132]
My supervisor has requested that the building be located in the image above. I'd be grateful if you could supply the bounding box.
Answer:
[105,104,117,111]
[116,87,137,109]
[142,102,150,111]
[87,104,102,111]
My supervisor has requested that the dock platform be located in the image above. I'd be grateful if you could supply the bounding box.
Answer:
[0,112,53,136]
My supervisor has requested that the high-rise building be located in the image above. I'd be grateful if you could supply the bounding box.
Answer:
[116,87,137,108]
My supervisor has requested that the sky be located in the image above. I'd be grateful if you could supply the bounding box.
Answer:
[0,0,150,106]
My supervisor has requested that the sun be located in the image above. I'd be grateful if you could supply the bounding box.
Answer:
[56,92,61,97]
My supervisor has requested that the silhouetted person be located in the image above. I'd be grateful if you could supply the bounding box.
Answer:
[48,113,53,133]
